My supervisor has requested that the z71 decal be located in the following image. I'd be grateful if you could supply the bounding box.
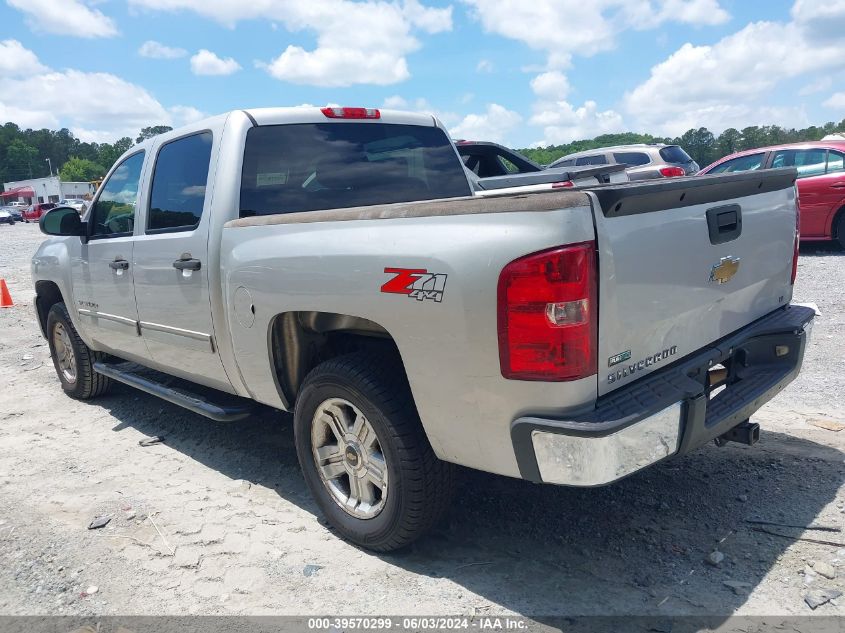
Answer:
[382,267,447,303]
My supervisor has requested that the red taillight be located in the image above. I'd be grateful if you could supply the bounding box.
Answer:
[791,189,800,284]
[320,107,380,119]
[659,166,685,177]
[497,242,597,381]
[551,181,574,189]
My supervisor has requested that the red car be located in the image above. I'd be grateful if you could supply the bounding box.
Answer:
[699,141,845,247]
[22,202,56,223]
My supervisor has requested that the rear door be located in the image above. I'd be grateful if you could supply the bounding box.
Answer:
[589,170,798,396]
[132,130,232,392]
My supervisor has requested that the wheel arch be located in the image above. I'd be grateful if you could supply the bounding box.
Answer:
[268,311,405,407]
[34,280,65,338]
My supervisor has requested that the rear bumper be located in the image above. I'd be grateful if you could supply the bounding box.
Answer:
[511,305,815,486]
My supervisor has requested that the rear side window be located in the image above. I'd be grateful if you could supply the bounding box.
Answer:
[827,151,844,173]
[239,123,471,217]
[575,154,607,166]
[553,158,575,167]
[612,152,650,166]
[147,131,213,232]
[659,146,693,163]
[708,153,765,174]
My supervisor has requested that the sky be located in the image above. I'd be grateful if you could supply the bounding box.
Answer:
[0,0,844,148]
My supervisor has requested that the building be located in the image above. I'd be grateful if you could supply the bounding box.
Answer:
[1,176,97,205]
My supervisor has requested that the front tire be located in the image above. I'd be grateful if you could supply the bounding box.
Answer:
[293,353,454,552]
[46,302,111,399]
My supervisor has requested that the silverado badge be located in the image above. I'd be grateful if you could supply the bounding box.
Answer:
[709,256,740,285]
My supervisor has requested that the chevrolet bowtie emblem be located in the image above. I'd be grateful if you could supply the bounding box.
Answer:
[710,256,740,284]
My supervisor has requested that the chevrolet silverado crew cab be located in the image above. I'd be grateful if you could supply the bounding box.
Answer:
[32,106,813,552]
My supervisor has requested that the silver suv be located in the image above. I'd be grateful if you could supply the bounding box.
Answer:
[549,143,699,180]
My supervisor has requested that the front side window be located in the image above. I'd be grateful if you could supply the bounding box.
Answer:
[239,123,471,218]
[90,152,145,237]
[575,154,608,166]
[147,131,213,233]
[771,149,827,178]
[708,153,765,174]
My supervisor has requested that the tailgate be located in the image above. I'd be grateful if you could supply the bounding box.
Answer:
[589,168,798,396]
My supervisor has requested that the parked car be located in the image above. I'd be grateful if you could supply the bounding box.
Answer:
[8,200,27,209]
[699,141,845,248]
[8,207,23,222]
[59,199,87,213]
[33,106,812,552]
[549,144,699,180]
[0,208,15,225]
[23,202,56,223]
[456,140,544,177]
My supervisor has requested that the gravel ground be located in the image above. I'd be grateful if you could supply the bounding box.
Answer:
[0,222,843,621]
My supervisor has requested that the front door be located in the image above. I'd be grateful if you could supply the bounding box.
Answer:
[132,131,232,392]
[72,151,150,361]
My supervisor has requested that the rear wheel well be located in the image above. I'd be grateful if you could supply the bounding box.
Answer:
[35,281,64,337]
[833,205,845,239]
[270,311,402,406]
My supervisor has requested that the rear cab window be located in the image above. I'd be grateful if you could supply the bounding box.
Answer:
[239,123,471,217]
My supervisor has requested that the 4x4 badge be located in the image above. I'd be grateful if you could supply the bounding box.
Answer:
[381,268,447,303]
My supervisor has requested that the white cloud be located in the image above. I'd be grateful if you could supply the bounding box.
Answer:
[129,0,453,87]
[823,92,845,110]
[530,71,570,101]
[799,76,833,96]
[383,95,409,109]
[624,14,844,136]
[190,49,241,76]
[0,41,198,142]
[0,40,48,76]
[7,0,118,37]
[462,0,729,68]
[476,59,494,73]
[530,100,625,145]
[139,40,187,59]
[449,104,522,143]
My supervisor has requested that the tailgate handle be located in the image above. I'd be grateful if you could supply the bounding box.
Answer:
[706,204,742,245]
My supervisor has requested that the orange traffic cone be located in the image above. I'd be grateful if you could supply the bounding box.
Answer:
[0,279,13,308]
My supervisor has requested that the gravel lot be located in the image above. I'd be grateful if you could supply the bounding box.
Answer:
[0,222,843,621]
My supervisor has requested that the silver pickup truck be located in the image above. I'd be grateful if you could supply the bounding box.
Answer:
[32,106,814,552]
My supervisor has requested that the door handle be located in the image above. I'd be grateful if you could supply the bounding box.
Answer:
[173,257,201,271]
[109,259,129,270]
[831,182,845,189]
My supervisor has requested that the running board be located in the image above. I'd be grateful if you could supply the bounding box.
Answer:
[93,360,254,422]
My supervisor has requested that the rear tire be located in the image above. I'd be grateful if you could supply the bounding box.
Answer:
[293,352,454,552]
[835,211,845,250]
[46,302,112,399]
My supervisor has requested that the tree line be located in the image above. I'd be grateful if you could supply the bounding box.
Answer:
[0,124,172,186]
[518,119,845,167]
[2,117,844,189]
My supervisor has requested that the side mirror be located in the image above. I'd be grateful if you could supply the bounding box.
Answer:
[40,206,84,237]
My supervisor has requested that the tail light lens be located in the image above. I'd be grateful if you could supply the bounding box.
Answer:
[552,181,574,189]
[320,107,380,119]
[659,166,685,177]
[791,186,800,284]
[497,242,597,381]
